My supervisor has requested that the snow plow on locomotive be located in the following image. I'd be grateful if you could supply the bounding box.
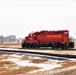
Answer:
[22,30,74,49]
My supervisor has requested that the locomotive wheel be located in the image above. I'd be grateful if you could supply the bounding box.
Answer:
[61,46,64,49]
[51,43,55,49]
[37,47,39,49]
[64,45,68,49]
[22,44,25,48]
[61,47,64,49]
[56,46,58,49]
[61,44,65,49]
[26,47,29,49]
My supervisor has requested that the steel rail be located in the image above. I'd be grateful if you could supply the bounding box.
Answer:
[20,47,76,50]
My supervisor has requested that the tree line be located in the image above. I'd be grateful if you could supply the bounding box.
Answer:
[0,35,22,43]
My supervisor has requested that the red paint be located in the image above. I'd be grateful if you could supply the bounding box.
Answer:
[25,30,69,43]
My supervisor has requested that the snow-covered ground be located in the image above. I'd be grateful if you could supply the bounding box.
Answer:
[2,53,62,73]
[0,50,76,75]
[0,48,19,50]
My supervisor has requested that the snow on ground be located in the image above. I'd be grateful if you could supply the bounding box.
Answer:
[2,53,62,73]
[0,48,19,50]
[16,59,61,73]
[9,54,24,58]
[0,48,76,73]
[69,58,76,61]
[25,49,54,53]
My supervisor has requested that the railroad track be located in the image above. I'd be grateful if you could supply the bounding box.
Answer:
[1,46,76,50]
[0,48,76,60]
[20,47,76,50]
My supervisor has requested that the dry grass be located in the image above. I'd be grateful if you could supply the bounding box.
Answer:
[0,52,42,75]
[0,53,76,75]
[0,43,76,75]
[0,66,40,75]
[22,56,30,60]
[61,60,76,67]
[31,59,48,63]
[0,43,21,48]
[0,61,13,67]
[22,56,48,63]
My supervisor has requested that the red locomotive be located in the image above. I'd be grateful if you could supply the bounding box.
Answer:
[22,30,74,49]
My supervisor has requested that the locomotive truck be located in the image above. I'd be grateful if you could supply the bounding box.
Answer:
[22,30,74,49]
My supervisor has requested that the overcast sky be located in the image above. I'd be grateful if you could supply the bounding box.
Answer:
[0,0,76,38]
